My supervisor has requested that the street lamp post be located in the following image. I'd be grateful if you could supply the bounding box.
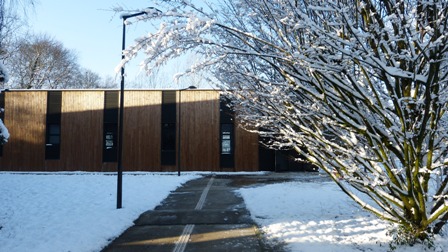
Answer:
[117,7,161,209]
[177,86,197,176]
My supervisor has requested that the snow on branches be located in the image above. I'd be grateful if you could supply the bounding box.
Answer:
[0,61,8,83]
[0,60,9,144]
[120,0,448,243]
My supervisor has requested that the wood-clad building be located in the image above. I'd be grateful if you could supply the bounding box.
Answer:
[0,89,314,172]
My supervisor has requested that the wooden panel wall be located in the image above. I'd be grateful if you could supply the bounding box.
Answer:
[122,91,162,171]
[1,92,47,171]
[234,124,259,171]
[179,90,220,171]
[48,91,104,171]
[0,90,261,172]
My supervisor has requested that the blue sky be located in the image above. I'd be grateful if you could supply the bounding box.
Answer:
[29,0,154,80]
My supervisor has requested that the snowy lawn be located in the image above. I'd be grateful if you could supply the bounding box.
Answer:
[238,179,448,252]
[2,172,448,252]
[0,172,200,252]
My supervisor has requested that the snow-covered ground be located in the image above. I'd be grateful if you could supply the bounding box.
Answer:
[0,172,200,252]
[238,177,448,252]
[1,172,447,252]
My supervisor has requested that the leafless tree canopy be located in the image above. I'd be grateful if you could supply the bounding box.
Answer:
[5,34,110,89]
[6,34,80,89]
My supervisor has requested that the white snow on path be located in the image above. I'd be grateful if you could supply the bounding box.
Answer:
[0,172,200,252]
[238,180,448,252]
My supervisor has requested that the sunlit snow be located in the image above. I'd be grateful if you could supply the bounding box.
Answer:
[0,172,447,252]
[239,179,448,252]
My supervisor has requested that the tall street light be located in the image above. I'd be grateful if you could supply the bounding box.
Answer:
[177,86,197,176]
[117,7,161,209]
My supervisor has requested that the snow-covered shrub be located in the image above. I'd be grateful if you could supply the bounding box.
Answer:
[1,59,10,144]
[0,61,8,83]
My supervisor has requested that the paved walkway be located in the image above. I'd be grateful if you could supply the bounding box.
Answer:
[102,173,326,252]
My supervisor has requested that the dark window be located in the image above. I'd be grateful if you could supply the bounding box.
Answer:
[220,97,234,123]
[103,91,119,162]
[47,124,61,144]
[103,123,118,162]
[162,91,176,123]
[259,135,275,171]
[104,91,119,123]
[220,96,235,168]
[45,91,62,160]
[161,91,177,165]
[221,124,233,155]
[161,123,176,150]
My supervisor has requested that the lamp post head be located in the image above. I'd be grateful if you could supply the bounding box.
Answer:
[121,7,162,21]
[181,86,197,91]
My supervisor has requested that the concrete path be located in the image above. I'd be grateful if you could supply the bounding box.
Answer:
[101,174,289,252]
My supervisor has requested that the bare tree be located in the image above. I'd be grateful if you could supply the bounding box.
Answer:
[0,0,34,143]
[121,0,448,245]
[126,52,210,89]
[100,75,119,89]
[127,67,165,89]
[0,0,35,79]
[74,68,102,89]
[6,34,81,89]
[174,52,214,89]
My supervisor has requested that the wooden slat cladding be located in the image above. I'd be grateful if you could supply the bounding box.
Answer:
[122,91,161,171]
[235,123,259,171]
[48,91,104,171]
[0,89,262,172]
[1,92,47,171]
[179,90,220,171]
